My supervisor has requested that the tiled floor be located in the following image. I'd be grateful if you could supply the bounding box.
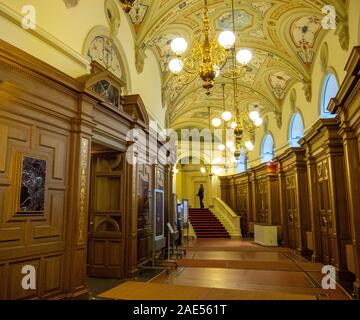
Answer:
[150,238,352,300]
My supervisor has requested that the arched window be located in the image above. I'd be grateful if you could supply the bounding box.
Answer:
[289,113,304,147]
[236,149,247,173]
[321,73,339,118]
[261,134,274,163]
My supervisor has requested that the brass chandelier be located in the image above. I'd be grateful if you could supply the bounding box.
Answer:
[211,80,263,163]
[168,0,253,95]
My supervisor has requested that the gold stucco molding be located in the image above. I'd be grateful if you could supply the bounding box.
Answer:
[63,0,80,8]
[78,137,89,242]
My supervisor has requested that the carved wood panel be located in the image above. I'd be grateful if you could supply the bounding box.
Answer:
[236,185,248,216]
[0,116,69,299]
[257,180,269,223]
[316,160,335,265]
[87,152,125,278]
[137,164,152,263]
[285,174,297,249]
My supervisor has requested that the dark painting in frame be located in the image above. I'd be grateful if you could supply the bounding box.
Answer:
[18,156,46,213]
[153,189,164,240]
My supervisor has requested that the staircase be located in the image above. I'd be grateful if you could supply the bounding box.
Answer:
[189,208,230,238]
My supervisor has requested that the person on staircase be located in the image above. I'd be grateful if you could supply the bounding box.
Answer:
[197,184,205,209]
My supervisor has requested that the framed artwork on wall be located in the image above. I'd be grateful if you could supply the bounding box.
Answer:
[18,156,47,214]
[153,189,164,241]
[182,199,189,224]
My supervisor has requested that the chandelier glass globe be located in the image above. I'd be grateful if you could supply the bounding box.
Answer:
[249,110,260,121]
[214,65,221,78]
[254,117,263,127]
[168,58,183,74]
[218,144,226,151]
[200,167,206,174]
[230,122,237,129]
[212,118,222,127]
[171,37,188,56]
[218,31,236,50]
[222,111,232,122]
[236,49,253,65]
[245,141,254,151]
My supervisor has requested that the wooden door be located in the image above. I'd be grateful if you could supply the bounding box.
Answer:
[285,175,297,249]
[316,161,334,265]
[87,152,125,278]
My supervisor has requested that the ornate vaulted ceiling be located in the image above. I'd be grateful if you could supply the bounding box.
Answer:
[127,0,348,130]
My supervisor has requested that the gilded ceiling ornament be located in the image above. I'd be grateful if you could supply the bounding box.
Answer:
[135,46,147,74]
[290,16,322,65]
[63,0,80,8]
[336,21,349,51]
[275,112,282,129]
[320,42,329,73]
[105,0,121,38]
[263,115,269,133]
[109,16,120,38]
[302,81,312,103]
[269,71,291,100]
[290,89,296,113]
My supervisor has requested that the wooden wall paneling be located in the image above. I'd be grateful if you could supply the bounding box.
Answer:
[269,174,280,225]
[295,158,311,253]
[328,149,352,272]
[250,170,257,224]
[0,124,8,172]
[0,40,171,299]
[278,149,310,253]
[0,263,6,299]
[163,164,174,237]
[304,155,322,262]
[8,259,40,300]
[329,46,360,297]
[252,164,279,226]
[277,162,288,247]
[136,164,152,264]
[227,177,236,211]
[0,91,74,299]
[65,132,91,298]
[124,136,140,277]
[301,119,351,275]
[87,152,125,279]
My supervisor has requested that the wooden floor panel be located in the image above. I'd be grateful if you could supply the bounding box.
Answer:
[152,238,351,300]
[98,238,351,300]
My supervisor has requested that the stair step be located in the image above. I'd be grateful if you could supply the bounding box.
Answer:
[189,207,230,238]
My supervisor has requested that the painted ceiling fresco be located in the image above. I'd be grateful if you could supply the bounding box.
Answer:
[125,0,347,130]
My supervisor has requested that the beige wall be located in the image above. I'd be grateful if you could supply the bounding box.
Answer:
[0,0,165,127]
[175,164,221,208]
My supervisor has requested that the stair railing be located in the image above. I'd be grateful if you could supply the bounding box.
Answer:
[211,197,242,238]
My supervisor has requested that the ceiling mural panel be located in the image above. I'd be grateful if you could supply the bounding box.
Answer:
[215,10,253,31]
[251,2,273,17]
[290,16,323,65]
[268,71,292,100]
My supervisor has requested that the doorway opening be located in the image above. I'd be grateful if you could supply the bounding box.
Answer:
[86,142,126,297]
